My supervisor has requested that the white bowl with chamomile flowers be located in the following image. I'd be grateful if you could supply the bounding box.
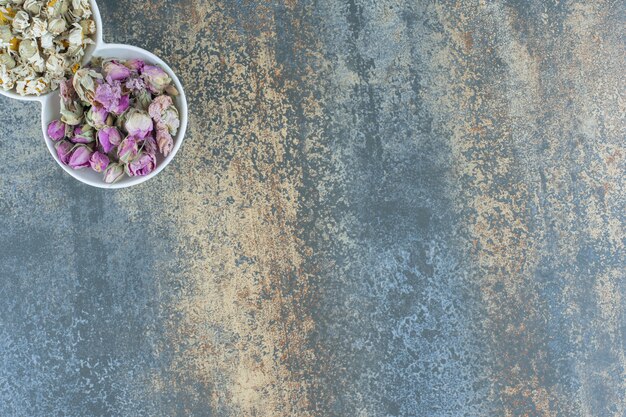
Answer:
[0,0,188,189]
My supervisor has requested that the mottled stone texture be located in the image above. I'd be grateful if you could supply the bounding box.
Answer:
[0,0,624,416]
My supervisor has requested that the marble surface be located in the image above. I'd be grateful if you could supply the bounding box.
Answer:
[0,0,624,415]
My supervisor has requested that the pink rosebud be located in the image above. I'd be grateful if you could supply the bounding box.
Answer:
[98,126,122,153]
[110,94,130,115]
[68,145,94,169]
[149,94,180,136]
[94,81,123,113]
[125,59,145,73]
[125,77,145,92]
[141,64,172,94]
[143,135,157,155]
[103,60,131,82]
[126,152,157,177]
[124,108,153,139]
[117,136,139,164]
[85,104,109,129]
[156,127,174,157]
[72,125,95,144]
[60,79,77,104]
[47,120,66,141]
[89,151,110,173]
[56,140,73,165]
[104,163,125,184]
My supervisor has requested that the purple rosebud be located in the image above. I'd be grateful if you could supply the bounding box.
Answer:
[156,127,174,157]
[117,136,139,164]
[98,126,122,153]
[149,94,180,136]
[68,145,94,169]
[72,125,95,144]
[143,135,157,155]
[94,81,123,113]
[104,163,125,184]
[125,59,145,73]
[125,77,145,92]
[60,79,76,104]
[89,151,110,173]
[111,94,130,115]
[47,120,66,141]
[85,104,109,129]
[126,152,157,177]
[103,60,131,82]
[141,64,172,94]
[56,140,73,165]
[124,108,153,139]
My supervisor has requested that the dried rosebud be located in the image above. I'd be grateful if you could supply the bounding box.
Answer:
[125,77,145,92]
[68,144,93,169]
[125,152,156,177]
[48,17,68,36]
[94,80,129,114]
[89,151,110,173]
[149,95,180,136]
[56,140,73,165]
[73,68,102,104]
[85,104,109,129]
[143,135,157,155]
[117,136,139,164]
[125,59,145,73]
[60,79,77,103]
[124,108,153,139]
[112,94,130,115]
[156,127,174,157]
[104,163,124,184]
[98,126,121,153]
[103,60,131,82]
[60,100,84,126]
[72,124,95,144]
[133,89,152,112]
[141,65,172,94]
[165,84,179,96]
[47,120,66,141]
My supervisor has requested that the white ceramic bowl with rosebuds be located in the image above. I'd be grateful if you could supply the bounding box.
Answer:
[0,0,188,189]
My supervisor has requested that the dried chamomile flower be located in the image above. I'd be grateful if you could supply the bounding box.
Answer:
[0,0,95,95]
[0,25,12,47]
[11,10,29,33]
[22,0,41,15]
[71,0,91,18]
[0,52,16,69]
[79,19,95,35]
[18,38,37,59]
[48,17,67,36]
[30,17,47,38]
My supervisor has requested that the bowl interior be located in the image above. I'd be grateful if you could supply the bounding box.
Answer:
[41,44,188,189]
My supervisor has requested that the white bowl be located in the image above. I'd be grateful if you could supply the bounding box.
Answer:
[0,0,103,102]
[41,44,188,189]
[1,0,188,189]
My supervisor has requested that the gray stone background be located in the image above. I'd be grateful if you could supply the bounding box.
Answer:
[0,0,624,416]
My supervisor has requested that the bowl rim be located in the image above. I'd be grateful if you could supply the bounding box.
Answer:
[0,0,104,103]
[41,42,189,189]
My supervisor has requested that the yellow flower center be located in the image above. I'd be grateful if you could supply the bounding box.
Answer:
[47,0,58,8]
[9,38,19,51]
[72,63,80,73]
